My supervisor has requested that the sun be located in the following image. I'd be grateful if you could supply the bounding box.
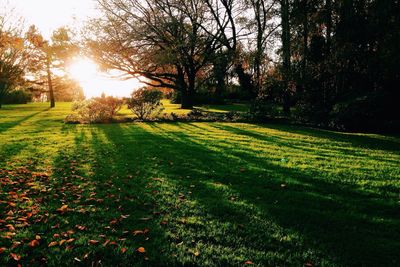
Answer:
[67,58,98,83]
[67,57,143,98]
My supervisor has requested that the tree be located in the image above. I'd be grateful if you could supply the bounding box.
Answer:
[0,11,28,108]
[280,0,291,115]
[87,0,218,108]
[26,26,78,108]
[246,0,279,94]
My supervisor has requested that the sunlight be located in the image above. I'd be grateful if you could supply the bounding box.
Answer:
[67,58,143,98]
[68,58,98,83]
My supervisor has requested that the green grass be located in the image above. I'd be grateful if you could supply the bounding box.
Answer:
[117,100,250,119]
[1,102,399,266]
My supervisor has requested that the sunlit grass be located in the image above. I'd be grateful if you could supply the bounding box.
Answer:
[0,103,399,266]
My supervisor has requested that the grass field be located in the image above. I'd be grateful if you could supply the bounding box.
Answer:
[1,103,399,266]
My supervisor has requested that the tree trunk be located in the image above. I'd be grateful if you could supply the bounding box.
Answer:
[215,75,225,104]
[326,0,332,54]
[235,63,256,98]
[176,65,193,109]
[182,71,196,109]
[46,57,55,108]
[302,0,308,82]
[281,0,291,115]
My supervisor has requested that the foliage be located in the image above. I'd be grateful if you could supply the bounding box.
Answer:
[53,76,85,102]
[3,89,32,104]
[66,95,123,123]
[0,10,29,107]
[26,25,79,108]
[127,88,164,120]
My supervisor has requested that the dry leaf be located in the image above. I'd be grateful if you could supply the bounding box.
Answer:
[0,247,6,254]
[133,230,144,235]
[48,241,58,247]
[57,205,69,213]
[10,253,21,261]
[121,247,127,253]
[244,261,254,265]
[88,240,99,245]
[29,239,40,247]
[137,247,146,253]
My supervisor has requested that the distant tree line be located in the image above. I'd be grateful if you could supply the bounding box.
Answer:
[87,0,399,131]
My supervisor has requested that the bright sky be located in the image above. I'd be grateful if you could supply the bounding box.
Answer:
[1,0,143,98]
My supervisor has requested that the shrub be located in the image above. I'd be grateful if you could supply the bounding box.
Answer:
[3,89,32,104]
[249,99,281,121]
[66,95,123,123]
[127,88,164,120]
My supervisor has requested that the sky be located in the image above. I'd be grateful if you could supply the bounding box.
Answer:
[1,0,142,98]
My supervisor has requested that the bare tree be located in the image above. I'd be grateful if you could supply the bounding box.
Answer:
[87,0,219,108]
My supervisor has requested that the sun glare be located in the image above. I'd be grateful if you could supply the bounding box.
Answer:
[68,59,98,83]
[66,58,142,98]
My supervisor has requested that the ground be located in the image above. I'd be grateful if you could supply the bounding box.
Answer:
[0,103,399,267]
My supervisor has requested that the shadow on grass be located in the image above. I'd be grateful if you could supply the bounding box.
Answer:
[264,123,400,153]
[34,124,168,266]
[0,107,51,134]
[95,122,399,266]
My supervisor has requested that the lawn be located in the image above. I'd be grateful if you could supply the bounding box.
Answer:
[0,103,399,266]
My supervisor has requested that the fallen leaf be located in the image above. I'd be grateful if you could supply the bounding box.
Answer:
[29,239,40,247]
[6,224,15,231]
[75,225,86,231]
[10,253,21,261]
[133,230,144,235]
[102,240,110,247]
[88,240,99,245]
[121,247,127,253]
[193,251,200,257]
[244,261,254,265]
[57,205,69,213]
[35,235,41,240]
[48,241,58,247]
[137,247,146,253]
[0,247,6,254]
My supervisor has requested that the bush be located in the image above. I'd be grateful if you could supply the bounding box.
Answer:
[3,89,32,104]
[329,93,395,132]
[127,88,164,120]
[66,95,123,123]
[249,99,282,121]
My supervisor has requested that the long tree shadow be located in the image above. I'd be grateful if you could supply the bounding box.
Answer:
[97,122,400,267]
[0,107,51,134]
[42,124,169,266]
[262,123,400,153]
